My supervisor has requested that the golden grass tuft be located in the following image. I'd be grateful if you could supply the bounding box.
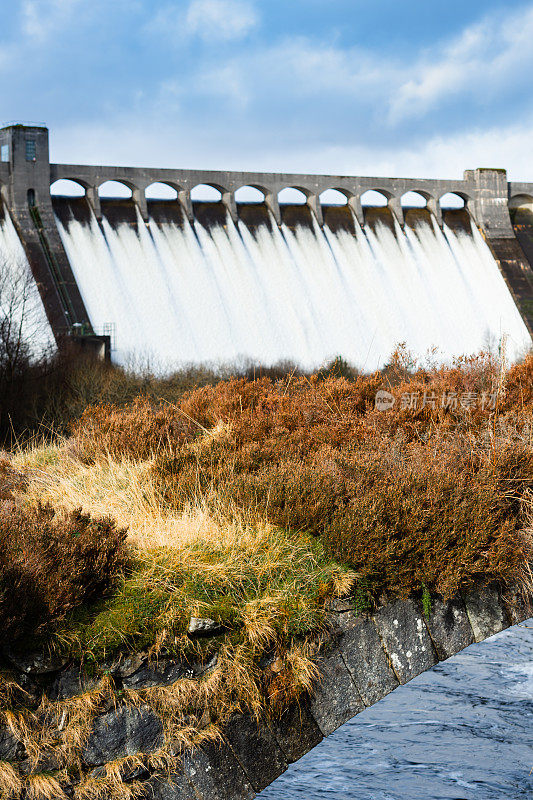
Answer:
[0,761,23,799]
[0,676,114,777]
[43,676,115,769]
[74,774,145,800]
[25,773,68,800]
[0,670,32,708]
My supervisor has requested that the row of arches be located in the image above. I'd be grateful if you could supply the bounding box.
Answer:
[50,179,467,210]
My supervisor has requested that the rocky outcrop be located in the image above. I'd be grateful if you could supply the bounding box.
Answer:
[0,586,529,800]
[83,706,164,767]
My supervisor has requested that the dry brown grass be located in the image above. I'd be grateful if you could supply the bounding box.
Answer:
[0,761,23,799]
[2,349,532,799]
[14,350,533,612]
[0,675,113,774]
[2,436,352,798]
[24,773,68,800]
[137,360,533,601]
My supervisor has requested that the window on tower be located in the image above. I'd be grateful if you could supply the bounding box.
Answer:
[25,140,36,161]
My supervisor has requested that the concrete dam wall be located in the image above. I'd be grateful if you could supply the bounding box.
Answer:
[1,124,533,367]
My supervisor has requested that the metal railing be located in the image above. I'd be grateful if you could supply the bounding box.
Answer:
[70,322,116,351]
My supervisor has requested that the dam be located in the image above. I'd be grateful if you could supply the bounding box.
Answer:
[1,123,533,367]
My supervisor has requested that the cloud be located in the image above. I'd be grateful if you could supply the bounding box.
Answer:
[390,5,533,121]
[21,0,83,42]
[193,63,250,107]
[10,0,533,189]
[310,121,533,181]
[174,34,395,116]
[185,0,258,42]
[51,111,533,184]
[148,0,259,44]
[250,37,384,95]
[167,2,533,141]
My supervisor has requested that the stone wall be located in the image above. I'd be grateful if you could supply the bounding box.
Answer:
[1,587,529,799]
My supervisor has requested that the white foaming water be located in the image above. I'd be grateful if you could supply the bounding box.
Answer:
[505,660,533,699]
[55,207,531,369]
[0,211,54,354]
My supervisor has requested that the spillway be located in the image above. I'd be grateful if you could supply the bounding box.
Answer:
[0,207,53,355]
[52,199,531,371]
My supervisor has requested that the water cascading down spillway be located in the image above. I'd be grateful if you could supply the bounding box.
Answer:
[0,203,54,354]
[50,195,531,370]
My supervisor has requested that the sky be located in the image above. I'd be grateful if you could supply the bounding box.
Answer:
[2,0,533,179]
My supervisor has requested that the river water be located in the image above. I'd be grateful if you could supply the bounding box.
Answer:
[260,621,533,800]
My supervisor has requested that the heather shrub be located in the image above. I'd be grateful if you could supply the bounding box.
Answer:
[320,437,533,598]
[68,353,533,602]
[73,374,383,462]
[502,352,533,412]
[156,427,533,599]
[2,336,339,446]
[5,350,531,800]
[151,368,533,600]
[73,352,523,465]
[0,502,128,641]
[73,397,195,461]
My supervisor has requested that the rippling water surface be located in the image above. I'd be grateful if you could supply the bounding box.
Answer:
[260,621,533,800]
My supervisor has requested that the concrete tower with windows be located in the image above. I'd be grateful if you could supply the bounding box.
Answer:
[0,124,108,354]
[0,124,52,215]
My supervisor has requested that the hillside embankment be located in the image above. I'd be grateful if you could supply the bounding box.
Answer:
[0,350,532,799]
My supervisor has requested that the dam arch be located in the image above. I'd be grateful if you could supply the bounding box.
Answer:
[235,185,266,203]
[359,189,403,225]
[401,189,429,207]
[360,189,389,206]
[145,181,179,200]
[98,179,134,198]
[191,183,225,201]
[319,188,349,206]
[509,193,533,212]
[50,178,86,197]
[439,191,467,209]
[278,186,308,204]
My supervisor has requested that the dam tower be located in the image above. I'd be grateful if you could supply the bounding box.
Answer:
[0,123,108,356]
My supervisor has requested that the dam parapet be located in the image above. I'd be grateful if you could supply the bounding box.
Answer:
[49,162,493,229]
[0,123,532,357]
